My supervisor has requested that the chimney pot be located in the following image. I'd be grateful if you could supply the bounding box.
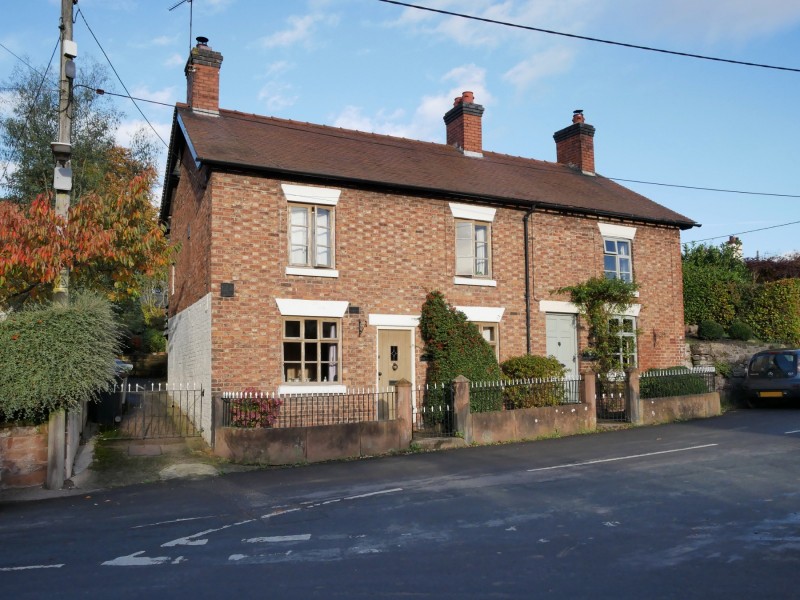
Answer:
[185,36,223,115]
[554,111,596,174]
[443,91,485,157]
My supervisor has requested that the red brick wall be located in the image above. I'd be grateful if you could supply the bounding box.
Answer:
[168,150,213,317]
[169,167,686,392]
[0,424,48,488]
[556,133,595,173]
[186,63,220,113]
[532,210,686,370]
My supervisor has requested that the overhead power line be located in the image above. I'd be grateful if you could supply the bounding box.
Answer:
[689,220,800,244]
[377,0,800,73]
[75,8,168,147]
[0,42,45,77]
[608,177,800,199]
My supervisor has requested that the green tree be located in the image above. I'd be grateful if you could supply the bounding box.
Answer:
[0,60,156,204]
[682,242,752,327]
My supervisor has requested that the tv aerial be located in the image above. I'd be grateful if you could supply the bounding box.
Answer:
[169,0,194,53]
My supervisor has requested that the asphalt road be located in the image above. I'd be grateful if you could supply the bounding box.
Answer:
[1,408,799,599]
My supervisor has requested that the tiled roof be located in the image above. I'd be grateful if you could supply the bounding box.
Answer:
[167,105,697,229]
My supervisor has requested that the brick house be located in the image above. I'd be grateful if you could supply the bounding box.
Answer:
[160,38,697,433]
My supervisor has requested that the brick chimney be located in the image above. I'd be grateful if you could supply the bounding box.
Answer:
[553,110,596,174]
[443,91,485,157]
[185,36,223,116]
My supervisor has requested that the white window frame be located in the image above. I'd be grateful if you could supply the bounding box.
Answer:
[281,317,342,386]
[276,298,347,394]
[283,184,340,278]
[609,315,637,369]
[450,203,496,286]
[603,237,633,282]
[288,203,335,269]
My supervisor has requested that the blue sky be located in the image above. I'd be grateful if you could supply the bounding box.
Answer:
[3,0,799,258]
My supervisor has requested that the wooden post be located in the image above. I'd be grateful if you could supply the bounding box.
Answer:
[452,375,472,444]
[46,409,65,490]
[395,379,412,449]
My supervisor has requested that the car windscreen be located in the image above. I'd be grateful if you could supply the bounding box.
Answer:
[748,353,798,378]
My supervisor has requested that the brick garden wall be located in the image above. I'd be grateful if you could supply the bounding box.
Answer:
[0,424,48,489]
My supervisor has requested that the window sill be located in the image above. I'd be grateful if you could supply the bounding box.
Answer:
[278,384,346,396]
[454,276,496,287]
[286,266,339,278]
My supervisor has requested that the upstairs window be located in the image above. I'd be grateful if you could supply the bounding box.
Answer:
[289,204,334,269]
[456,220,491,278]
[604,238,632,282]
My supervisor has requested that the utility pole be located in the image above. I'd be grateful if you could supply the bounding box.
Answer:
[51,0,77,306]
[46,0,77,491]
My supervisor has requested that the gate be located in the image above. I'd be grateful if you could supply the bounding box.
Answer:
[412,383,456,438]
[112,384,204,439]
[596,375,628,422]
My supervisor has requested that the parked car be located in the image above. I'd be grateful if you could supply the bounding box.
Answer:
[743,349,800,405]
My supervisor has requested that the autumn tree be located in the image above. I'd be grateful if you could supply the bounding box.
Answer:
[0,154,171,309]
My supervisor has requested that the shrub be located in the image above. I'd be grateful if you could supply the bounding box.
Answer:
[726,320,753,341]
[744,279,800,345]
[500,355,568,408]
[0,293,121,423]
[697,320,725,340]
[640,367,710,399]
[228,388,282,428]
[419,291,502,418]
[143,327,166,353]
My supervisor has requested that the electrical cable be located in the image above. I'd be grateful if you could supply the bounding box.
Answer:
[75,8,168,147]
[0,42,45,77]
[688,220,800,244]
[0,36,60,189]
[377,0,800,74]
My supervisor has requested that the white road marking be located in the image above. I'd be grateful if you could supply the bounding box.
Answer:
[243,534,312,544]
[785,430,800,435]
[261,507,302,520]
[0,564,64,571]
[161,518,256,547]
[344,488,403,500]
[102,551,173,566]
[527,444,719,472]
[132,516,216,529]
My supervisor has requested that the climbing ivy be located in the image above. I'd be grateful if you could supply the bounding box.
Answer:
[556,277,639,378]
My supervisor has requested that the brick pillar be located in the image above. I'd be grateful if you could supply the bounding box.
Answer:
[553,111,596,174]
[395,379,413,449]
[626,369,642,425]
[582,371,597,431]
[443,92,485,156]
[452,375,472,444]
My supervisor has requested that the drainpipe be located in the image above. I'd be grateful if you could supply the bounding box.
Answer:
[523,206,536,355]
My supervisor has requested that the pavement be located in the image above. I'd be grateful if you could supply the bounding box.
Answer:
[0,428,257,504]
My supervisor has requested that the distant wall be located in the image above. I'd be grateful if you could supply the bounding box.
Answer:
[639,392,720,425]
[0,424,48,489]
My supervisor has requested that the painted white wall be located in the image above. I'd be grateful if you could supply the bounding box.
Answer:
[168,293,213,444]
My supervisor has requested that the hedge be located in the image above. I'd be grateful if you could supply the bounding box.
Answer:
[639,367,709,399]
[0,293,122,423]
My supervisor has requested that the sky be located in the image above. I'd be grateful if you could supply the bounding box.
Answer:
[2,0,799,259]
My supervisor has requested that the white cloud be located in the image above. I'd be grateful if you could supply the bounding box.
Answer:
[150,35,176,47]
[501,46,576,90]
[257,82,298,112]
[163,53,185,68]
[129,85,178,111]
[115,119,171,150]
[260,14,323,48]
[331,64,492,143]
[264,61,293,77]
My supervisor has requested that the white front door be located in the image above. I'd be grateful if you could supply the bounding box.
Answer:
[546,313,578,378]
